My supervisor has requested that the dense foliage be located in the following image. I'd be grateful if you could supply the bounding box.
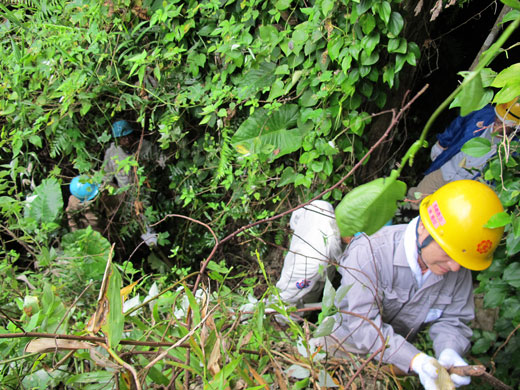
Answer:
[0,0,519,389]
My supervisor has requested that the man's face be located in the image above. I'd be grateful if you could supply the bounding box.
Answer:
[417,221,462,275]
[494,117,516,135]
[118,135,132,149]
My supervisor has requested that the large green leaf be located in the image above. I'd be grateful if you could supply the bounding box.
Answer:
[335,176,406,237]
[105,264,124,349]
[313,316,335,337]
[461,137,491,157]
[231,104,304,159]
[242,62,277,92]
[484,212,511,228]
[24,177,63,224]
[451,72,492,116]
[503,262,520,288]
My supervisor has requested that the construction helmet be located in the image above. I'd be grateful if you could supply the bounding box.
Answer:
[112,120,134,138]
[419,180,504,271]
[70,176,99,202]
[495,98,520,126]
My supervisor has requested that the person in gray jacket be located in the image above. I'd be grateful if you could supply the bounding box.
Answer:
[103,120,166,246]
[313,180,505,390]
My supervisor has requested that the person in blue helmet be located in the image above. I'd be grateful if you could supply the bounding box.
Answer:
[103,120,165,189]
[407,98,520,208]
[102,120,166,246]
[66,175,102,232]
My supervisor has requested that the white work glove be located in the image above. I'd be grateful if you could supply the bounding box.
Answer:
[157,154,167,168]
[141,227,158,247]
[411,353,440,390]
[438,348,471,387]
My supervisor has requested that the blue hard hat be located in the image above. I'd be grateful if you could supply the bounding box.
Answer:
[70,176,99,202]
[112,120,134,138]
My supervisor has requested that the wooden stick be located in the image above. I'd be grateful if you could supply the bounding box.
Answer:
[383,364,512,390]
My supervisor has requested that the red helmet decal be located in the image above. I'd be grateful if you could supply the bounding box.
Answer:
[476,240,493,254]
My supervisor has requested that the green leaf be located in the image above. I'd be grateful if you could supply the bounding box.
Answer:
[387,12,404,37]
[275,0,292,10]
[243,62,277,92]
[506,232,520,256]
[491,63,520,89]
[259,25,279,43]
[66,371,114,385]
[383,66,395,88]
[503,263,520,288]
[356,0,371,15]
[335,176,406,237]
[327,35,343,62]
[483,285,507,307]
[29,135,42,148]
[300,90,318,107]
[484,212,511,228]
[231,105,303,160]
[388,38,407,54]
[360,13,376,35]
[292,28,308,46]
[321,0,334,15]
[322,278,336,311]
[360,50,379,66]
[336,283,353,302]
[394,53,406,73]
[494,85,520,103]
[278,167,296,186]
[267,79,285,101]
[24,178,63,225]
[500,0,520,10]
[377,1,391,24]
[208,357,242,388]
[471,337,493,354]
[361,32,380,56]
[313,316,335,337]
[455,73,488,116]
[460,137,491,157]
[405,50,417,66]
[106,264,124,349]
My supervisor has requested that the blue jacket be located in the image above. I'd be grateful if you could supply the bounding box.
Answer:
[425,105,496,175]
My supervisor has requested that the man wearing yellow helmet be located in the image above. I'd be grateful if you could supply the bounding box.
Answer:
[312,180,504,390]
[408,98,520,208]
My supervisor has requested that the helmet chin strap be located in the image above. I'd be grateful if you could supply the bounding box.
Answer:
[416,218,433,271]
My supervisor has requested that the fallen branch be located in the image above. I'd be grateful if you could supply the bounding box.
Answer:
[384,364,512,390]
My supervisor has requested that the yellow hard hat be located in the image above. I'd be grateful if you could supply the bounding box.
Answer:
[419,180,505,271]
[495,98,520,125]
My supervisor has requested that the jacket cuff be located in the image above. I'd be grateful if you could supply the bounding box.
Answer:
[385,342,421,374]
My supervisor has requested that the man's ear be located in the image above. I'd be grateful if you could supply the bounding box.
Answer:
[417,220,427,238]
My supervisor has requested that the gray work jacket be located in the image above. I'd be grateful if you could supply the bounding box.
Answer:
[330,224,474,373]
[103,140,154,188]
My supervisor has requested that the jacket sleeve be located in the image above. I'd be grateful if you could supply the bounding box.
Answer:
[429,269,474,357]
[102,146,117,185]
[436,113,467,148]
[331,240,420,373]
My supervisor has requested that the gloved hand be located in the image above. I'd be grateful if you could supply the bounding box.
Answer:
[141,227,158,247]
[411,353,440,390]
[157,154,167,168]
[438,348,471,387]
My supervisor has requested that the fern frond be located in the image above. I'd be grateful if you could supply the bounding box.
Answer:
[215,126,233,182]
[1,0,66,18]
